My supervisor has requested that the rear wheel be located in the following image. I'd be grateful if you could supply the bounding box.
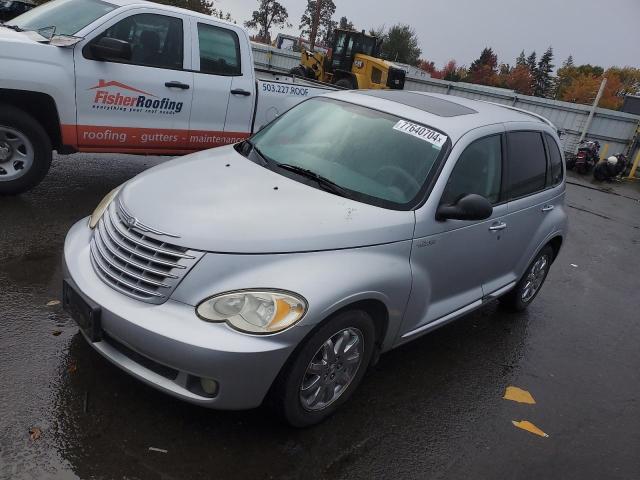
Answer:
[500,245,554,312]
[335,78,355,89]
[270,309,375,427]
[0,105,52,195]
[290,66,307,77]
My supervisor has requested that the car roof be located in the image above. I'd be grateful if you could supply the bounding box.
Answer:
[322,90,553,142]
[105,0,238,27]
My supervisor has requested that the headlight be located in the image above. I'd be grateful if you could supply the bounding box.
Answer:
[89,187,121,229]
[196,290,307,334]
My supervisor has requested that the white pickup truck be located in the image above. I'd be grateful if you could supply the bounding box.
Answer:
[0,0,337,195]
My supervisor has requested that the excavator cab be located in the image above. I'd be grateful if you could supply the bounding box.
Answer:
[292,29,405,90]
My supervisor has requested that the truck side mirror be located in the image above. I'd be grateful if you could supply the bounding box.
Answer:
[89,37,132,61]
[436,194,493,221]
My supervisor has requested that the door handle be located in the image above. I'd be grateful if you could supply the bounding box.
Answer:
[231,89,252,96]
[489,222,507,231]
[541,204,554,212]
[165,81,190,90]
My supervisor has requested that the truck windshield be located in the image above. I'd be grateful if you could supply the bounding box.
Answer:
[250,98,449,209]
[7,0,116,36]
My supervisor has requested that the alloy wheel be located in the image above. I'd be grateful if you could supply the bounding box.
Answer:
[521,254,549,303]
[299,327,364,411]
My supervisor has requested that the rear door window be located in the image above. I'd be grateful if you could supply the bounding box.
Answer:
[197,23,241,75]
[545,133,563,186]
[506,131,547,199]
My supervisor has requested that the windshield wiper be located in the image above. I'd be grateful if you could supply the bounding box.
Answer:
[276,163,351,198]
[239,139,271,166]
[2,24,23,32]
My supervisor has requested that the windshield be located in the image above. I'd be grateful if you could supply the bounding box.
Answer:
[250,98,449,209]
[7,0,116,35]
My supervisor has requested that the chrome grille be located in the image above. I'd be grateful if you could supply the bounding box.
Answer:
[90,201,202,304]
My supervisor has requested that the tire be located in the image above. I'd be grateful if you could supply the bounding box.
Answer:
[0,105,52,195]
[565,156,575,170]
[269,309,375,427]
[500,245,554,312]
[290,66,307,77]
[335,78,355,89]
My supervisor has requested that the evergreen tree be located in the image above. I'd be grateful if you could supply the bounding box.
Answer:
[526,51,537,74]
[468,47,498,85]
[534,46,554,97]
[516,50,526,67]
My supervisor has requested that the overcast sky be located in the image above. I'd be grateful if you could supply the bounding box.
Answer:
[216,0,639,70]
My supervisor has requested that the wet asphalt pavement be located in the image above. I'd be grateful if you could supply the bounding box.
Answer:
[1,153,639,480]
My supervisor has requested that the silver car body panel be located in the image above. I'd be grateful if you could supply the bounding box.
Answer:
[119,145,415,254]
[64,91,568,409]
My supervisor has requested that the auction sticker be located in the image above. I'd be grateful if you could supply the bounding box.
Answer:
[393,120,447,148]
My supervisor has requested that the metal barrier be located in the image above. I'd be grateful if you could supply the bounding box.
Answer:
[251,43,640,159]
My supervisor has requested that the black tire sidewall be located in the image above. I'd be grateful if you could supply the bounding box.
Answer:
[335,78,354,89]
[273,310,375,427]
[0,105,52,195]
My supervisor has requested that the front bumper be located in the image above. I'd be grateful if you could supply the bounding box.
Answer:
[63,219,304,409]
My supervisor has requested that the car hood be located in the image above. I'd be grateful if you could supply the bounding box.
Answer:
[0,25,43,43]
[119,146,415,253]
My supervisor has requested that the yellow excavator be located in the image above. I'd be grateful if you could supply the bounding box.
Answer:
[290,29,406,90]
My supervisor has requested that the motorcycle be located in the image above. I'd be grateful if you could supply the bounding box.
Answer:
[567,140,600,174]
[593,153,628,182]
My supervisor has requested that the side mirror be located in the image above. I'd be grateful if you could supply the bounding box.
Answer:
[90,37,132,61]
[436,194,493,221]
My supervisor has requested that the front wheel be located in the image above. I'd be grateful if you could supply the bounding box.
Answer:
[269,309,375,427]
[0,105,52,195]
[500,245,554,312]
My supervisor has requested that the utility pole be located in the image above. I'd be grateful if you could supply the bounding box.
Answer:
[578,77,607,144]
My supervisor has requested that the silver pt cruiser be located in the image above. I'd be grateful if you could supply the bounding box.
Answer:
[63,91,568,426]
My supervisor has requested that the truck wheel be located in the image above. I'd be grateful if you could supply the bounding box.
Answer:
[290,66,307,77]
[269,309,375,427]
[0,105,52,195]
[335,78,355,89]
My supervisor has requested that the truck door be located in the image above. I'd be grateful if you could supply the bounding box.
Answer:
[74,8,193,152]
[188,19,250,149]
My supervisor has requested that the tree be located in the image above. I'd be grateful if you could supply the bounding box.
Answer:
[526,51,537,74]
[338,16,354,31]
[516,50,526,67]
[605,66,640,96]
[468,47,498,86]
[562,74,602,105]
[153,0,214,14]
[244,0,290,44]
[555,55,578,99]
[442,60,462,81]
[534,46,554,97]
[299,0,336,51]
[380,24,421,65]
[505,65,534,95]
[417,59,437,75]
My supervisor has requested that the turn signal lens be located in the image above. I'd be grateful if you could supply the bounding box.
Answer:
[89,187,121,229]
[196,290,307,334]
